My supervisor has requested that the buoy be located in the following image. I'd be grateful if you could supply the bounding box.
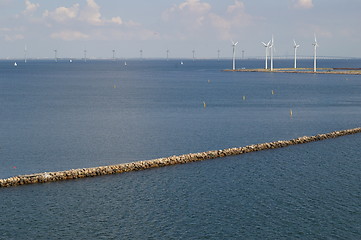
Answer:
[203,101,206,108]
[13,166,17,169]
[272,90,274,95]
[243,96,246,101]
[290,109,293,118]
[208,79,211,83]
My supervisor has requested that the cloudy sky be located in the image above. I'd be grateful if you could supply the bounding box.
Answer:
[0,0,360,59]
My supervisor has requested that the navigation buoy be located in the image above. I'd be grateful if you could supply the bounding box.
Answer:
[243,96,246,101]
[203,101,206,108]
[290,109,293,118]
[272,90,274,95]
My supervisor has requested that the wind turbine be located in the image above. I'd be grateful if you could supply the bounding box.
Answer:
[54,49,58,62]
[217,49,220,61]
[231,40,238,70]
[293,40,300,68]
[312,34,319,72]
[166,49,169,61]
[140,49,143,59]
[261,39,271,69]
[24,44,27,63]
[84,49,87,62]
[269,35,274,71]
[112,49,115,61]
[192,49,195,61]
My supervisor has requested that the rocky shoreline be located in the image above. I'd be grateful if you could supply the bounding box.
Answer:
[1,127,360,188]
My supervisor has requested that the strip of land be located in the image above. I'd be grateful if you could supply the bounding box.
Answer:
[224,68,361,75]
[1,127,361,188]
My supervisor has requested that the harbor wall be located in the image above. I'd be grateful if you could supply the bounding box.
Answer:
[1,127,361,188]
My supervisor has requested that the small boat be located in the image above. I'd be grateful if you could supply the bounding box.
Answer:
[180,61,183,65]
[14,62,17,67]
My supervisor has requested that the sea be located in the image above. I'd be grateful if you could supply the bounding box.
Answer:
[0,58,360,239]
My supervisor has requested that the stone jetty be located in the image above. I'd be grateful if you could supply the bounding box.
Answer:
[1,127,361,188]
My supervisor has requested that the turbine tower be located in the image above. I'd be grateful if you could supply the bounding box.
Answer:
[140,49,143,60]
[166,49,169,61]
[293,40,300,68]
[217,49,220,61]
[112,49,115,61]
[192,49,195,61]
[261,40,271,69]
[312,35,319,72]
[231,40,238,70]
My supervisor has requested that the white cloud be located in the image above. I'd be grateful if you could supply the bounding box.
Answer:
[43,4,79,23]
[78,0,102,25]
[50,30,89,41]
[43,0,123,26]
[23,0,39,15]
[108,17,122,25]
[178,0,211,14]
[4,33,24,41]
[162,0,253,40]
[162,0,211,29]
[293,0,314,9]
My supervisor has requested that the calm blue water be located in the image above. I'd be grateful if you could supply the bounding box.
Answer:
[1,59,361,239]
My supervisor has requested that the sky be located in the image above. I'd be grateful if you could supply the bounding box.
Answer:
[0,0,360,59]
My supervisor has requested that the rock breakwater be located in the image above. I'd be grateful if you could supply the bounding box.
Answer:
[1,127,361,188]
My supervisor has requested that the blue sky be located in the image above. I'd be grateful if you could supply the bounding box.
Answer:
[0,0,360,59]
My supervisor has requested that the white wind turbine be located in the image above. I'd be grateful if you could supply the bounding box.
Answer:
[261,39,271,69]
[269,35,274,71]
[312,34,319,72]
[24,44,27,63]
[293,40,300,68]
[231,40,238,70]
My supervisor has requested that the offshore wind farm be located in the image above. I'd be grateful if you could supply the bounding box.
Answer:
[1,1,361,239]
[225,35,361,75]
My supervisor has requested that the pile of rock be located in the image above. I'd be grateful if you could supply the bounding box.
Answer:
[1,127,360,188]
